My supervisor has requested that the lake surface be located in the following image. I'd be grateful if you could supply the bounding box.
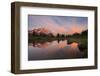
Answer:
[28,40,87,61]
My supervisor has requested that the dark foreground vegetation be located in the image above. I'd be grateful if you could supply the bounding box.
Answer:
[67,30,88,57]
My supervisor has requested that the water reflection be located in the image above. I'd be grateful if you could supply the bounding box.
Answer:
[28,40,87,60]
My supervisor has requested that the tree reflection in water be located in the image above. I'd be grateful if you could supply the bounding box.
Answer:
[28,40,87,60]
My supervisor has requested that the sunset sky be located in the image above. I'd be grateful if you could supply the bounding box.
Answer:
[28,15,88,35]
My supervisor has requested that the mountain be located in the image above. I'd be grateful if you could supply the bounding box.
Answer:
[28,28,54,36]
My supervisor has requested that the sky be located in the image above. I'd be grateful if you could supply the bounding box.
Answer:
[28,15,88,35]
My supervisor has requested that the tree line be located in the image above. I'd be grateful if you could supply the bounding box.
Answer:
[29,30,88,38]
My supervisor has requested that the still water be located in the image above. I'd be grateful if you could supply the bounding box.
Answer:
[28,40,87,61]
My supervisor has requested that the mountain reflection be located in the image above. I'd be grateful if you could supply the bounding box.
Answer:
[29,40,79,49]
[29,40,68,48]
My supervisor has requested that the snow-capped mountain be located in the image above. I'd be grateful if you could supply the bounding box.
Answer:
[28,28,53,36]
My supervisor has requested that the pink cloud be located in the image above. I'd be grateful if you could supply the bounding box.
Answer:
[66,25,83,35]
[31,16,85,35]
